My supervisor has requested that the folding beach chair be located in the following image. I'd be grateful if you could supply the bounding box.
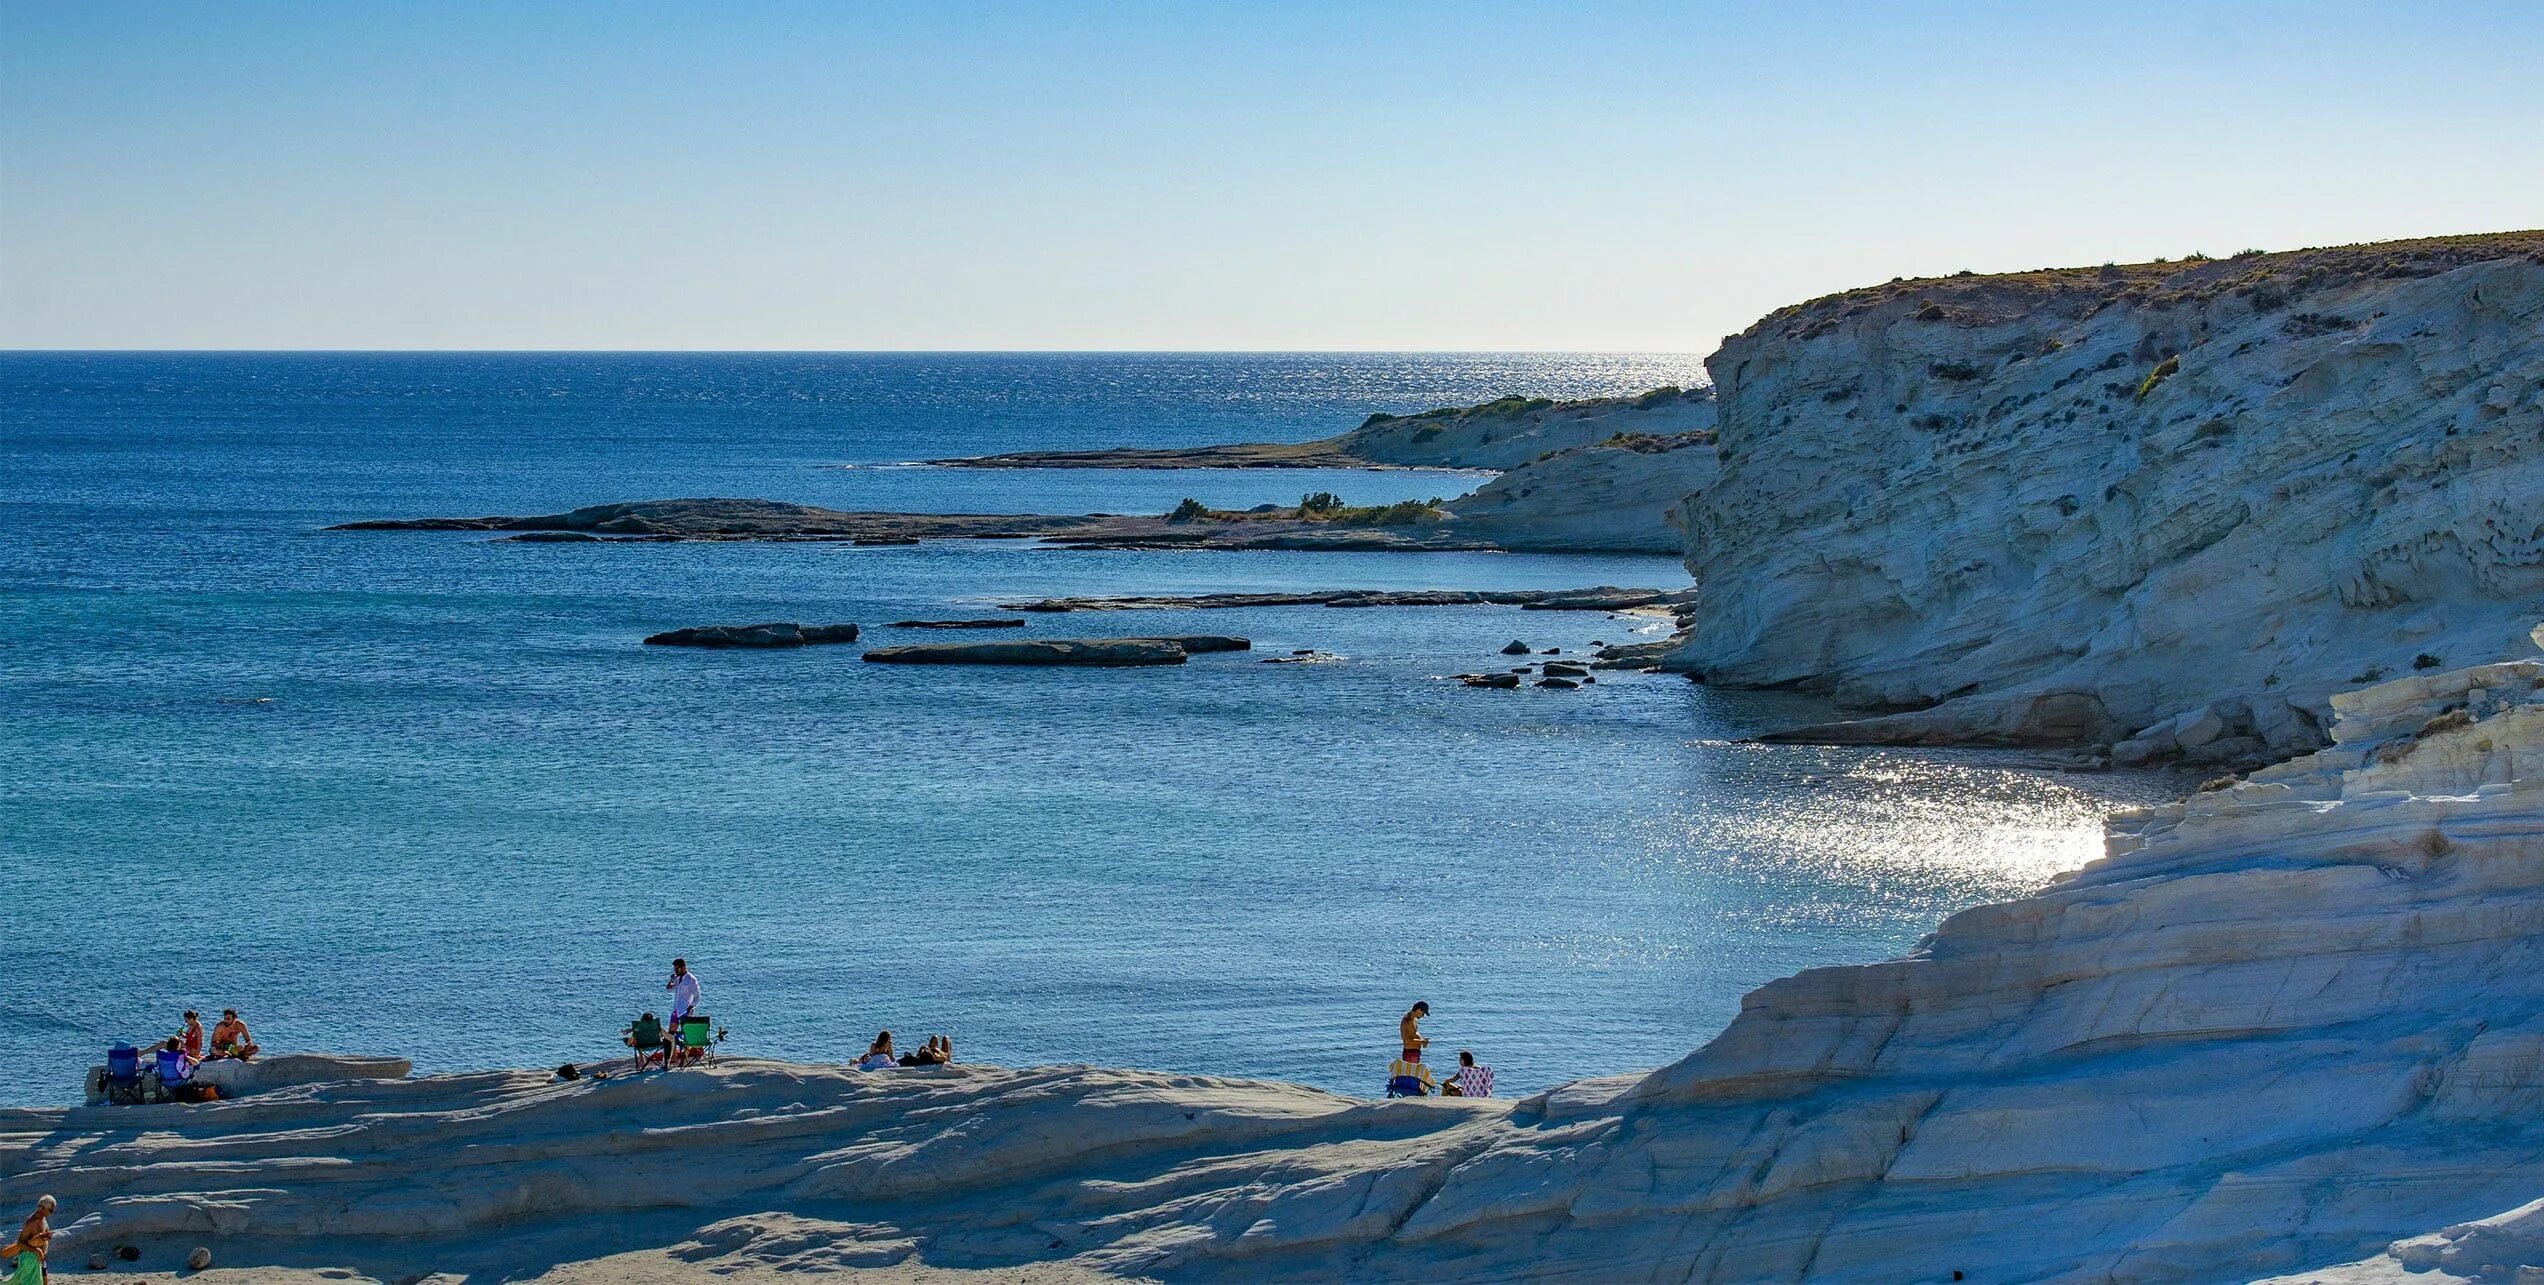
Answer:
[102,1044,144,1105]
[675,1015,722,1068]
[623,1014,667,1071]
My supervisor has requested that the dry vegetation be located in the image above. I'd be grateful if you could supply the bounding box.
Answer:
[1760,230,2544,341]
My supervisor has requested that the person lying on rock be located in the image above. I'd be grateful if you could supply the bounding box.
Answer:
[1445,1050,1495,1098]
[897,1035,953,1067]
[853,1030,899,1071]
[210,1009,259,1061]
[3,1195,53,1285]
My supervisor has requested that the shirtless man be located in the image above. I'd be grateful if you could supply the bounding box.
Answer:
[211,1009,259,1061]
[4,1194,54,1285]
[1399,1001,1430,1057]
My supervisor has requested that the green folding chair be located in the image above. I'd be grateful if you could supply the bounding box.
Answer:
[623,1014,666,1071]
[676,1016,721,1068]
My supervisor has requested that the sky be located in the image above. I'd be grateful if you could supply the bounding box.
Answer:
[3,1,2539,352]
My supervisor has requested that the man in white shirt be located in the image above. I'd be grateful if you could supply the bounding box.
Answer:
[666,958,702,1022]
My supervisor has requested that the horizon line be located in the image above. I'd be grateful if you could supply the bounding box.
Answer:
[0,347,1711,358]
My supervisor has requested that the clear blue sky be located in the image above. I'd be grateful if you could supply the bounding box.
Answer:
[4,1,2538,351]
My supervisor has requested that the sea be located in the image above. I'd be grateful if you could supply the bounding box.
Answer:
[0,352,2178,1106]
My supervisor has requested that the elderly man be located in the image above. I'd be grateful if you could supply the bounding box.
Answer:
[4,1194,54,1285]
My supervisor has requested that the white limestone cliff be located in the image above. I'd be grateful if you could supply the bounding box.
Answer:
[1668,232,2544,759]
[15,648,2544,1281]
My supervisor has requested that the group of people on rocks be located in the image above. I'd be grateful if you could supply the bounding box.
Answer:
[610,957,720,1072]
[143,1007,261,1089]
[608,959,963,1075]
[851,1031,954,1070]
[591,960,1502,1105]
[1389,1000,1494,1098]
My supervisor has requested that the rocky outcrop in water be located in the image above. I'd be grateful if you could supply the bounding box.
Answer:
[644,622,861,648]
[21,648,2544,1280]
[1443,431,1717,554]
[930,387,1714,473]
[862,638,1235,666]
[1002,586,1690,613]
[1668,232,2544,759]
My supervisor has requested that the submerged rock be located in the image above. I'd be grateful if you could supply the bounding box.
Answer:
[1460,672,1521,688]
[886,619,1028,629]
[643,622,861,648]
[862,639,1190,666]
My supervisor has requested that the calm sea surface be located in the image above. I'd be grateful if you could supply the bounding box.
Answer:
[0,352,2175,1105]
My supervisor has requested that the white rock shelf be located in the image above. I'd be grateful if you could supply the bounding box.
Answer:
[13,648,2544,1279]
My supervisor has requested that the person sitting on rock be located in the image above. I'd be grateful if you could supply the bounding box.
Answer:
[153,1037,198,1100]
[1387,1048,1436,1097]
[178,1010,206,1062]
[623,1012,666,1068]
[210,1009,260,1061]
[898,1035,952,1067]
[1445,1050,1494,1098]
[854,1030,899,1071]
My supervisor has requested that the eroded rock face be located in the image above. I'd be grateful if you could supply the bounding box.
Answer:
[1670,234,2544,754]
[1444,434,1718,554]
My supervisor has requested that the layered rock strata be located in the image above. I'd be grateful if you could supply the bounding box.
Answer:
[1668,232,2544,759]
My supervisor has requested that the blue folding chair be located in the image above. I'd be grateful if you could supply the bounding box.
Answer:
[102,1044,143,1105]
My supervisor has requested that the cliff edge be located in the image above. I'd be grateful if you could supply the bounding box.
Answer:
[1669,231,2544,760]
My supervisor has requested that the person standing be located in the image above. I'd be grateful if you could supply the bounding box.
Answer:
[1399,1001,1429,1058]
[666,958,702,1023]
[4,1194,53,1285]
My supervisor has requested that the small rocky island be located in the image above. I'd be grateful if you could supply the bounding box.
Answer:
[643,621,861,648]
[863,636,1250,666]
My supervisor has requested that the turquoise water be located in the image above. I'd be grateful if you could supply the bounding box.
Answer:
[0,353,2174,1105]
